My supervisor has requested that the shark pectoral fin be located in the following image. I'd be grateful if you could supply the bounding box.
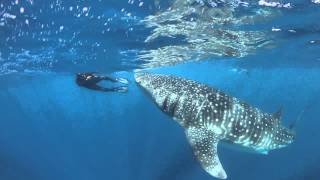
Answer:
[185,127,227,179]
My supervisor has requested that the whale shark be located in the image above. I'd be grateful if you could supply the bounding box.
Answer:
[135,72,295,179]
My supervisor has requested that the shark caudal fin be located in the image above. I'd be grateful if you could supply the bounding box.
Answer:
[185,127,227,179]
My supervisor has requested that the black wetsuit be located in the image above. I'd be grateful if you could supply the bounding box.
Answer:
[76,72,128,92]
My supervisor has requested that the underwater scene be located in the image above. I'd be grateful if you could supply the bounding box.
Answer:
[0,0,320,179]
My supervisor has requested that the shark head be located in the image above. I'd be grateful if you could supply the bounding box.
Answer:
[135,72,158,96]
[135,72,173,107]
[134,72,151,87]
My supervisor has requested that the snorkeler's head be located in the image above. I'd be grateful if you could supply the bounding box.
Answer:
[76,73,89,85]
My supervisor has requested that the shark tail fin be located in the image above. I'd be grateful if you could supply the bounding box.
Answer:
[272,107,283,122]
[185,127,227,179]
[289,109,305,130]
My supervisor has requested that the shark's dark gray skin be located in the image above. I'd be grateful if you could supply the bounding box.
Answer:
[135,72,295,179]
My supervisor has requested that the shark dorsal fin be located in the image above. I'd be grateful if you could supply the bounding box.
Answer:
[272,107,283,121]
[185,127,227,179]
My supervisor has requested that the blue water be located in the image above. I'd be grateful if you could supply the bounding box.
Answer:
[1,0,320,180]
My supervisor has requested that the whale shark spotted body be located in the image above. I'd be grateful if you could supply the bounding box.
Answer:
[135,72,295,179]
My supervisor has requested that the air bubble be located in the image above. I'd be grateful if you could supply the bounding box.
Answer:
[83,7,88,12]
[20,7,24,14]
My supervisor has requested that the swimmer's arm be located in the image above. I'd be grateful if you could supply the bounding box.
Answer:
[101,76,118,82]
[102,76,129,84]
[88,84,127,93]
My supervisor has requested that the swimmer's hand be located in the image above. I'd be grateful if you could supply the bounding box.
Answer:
[116,78,129,84]
[114,86,128,93]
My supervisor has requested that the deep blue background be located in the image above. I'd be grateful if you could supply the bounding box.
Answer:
[1,61,320,180]
[1,0,320,180]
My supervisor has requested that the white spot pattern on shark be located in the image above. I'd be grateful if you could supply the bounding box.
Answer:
[135,72,295,179]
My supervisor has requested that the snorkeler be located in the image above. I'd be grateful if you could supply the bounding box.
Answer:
[76,72,128,92]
